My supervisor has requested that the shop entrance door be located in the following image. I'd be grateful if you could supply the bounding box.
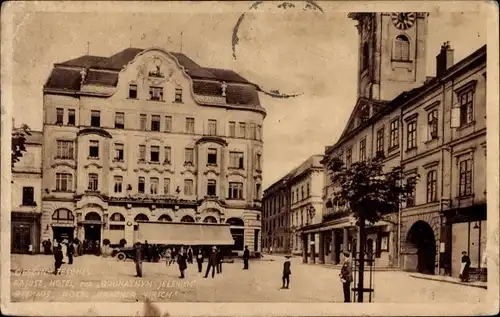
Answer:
[12,224,30,254]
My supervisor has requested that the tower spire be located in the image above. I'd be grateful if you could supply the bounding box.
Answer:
[180,31,183,53]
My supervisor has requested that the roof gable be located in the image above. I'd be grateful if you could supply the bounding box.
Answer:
[338,97,388,141]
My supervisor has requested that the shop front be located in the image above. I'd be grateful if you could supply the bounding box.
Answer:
[11,212,41,254]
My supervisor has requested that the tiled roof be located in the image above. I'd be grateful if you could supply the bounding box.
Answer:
[46,47,261,107]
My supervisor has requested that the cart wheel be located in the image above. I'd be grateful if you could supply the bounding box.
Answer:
[117,252,126,261]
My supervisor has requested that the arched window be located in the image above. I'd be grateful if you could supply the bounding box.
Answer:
[203,216,217,223]
[181,215,195,223]
[394,35,410,61]
[362,42,369,71]
[85,212,101,221]
[158,214,172,222]
[52,209,74,222]
[110,213,125,222]
[226,217,244,227]
[134,214,149,221]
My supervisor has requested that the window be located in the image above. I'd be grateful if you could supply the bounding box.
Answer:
[150,115,161,132]
[129,84,137,99]
[407,121,417,150]
[255,153,261,171]
[229,151,244,169]
[140,114,147,131]
[114,176,123,193]
[139,145,146,161]
[428,110,438,140]
[56,108,64,124]
[89,140,99,158]
[229,121,236,137]
[114,143,124,161]
[390,119,399,149]
[185,148,194,164]
[55,173,72,191]
[359,138,366,162]
[238,122,246,138]
[257,125,262,141]
[138,177,145,194]
[110,213,125,222]
[175,87,183,102]
[88,173,99,191]
[362,42,369,71]
[150,177,159,195]
[186,118,195,134]
[207,148,217,165]
[250,123,257,140]
[394,35,410,61]
[150,146,160,162]
[184,179,194,196]
[376,127,385,156]
[426,170,437,203]
[459,90,474,126]
[459,158,473,196]
[164,146,171,164]
[164,178,170,195]
[346,146,352,166]
[68,109,75,126]
[406,177,416,207]
[229,182,243,199]
[165,116,172,132]
[90,110,100,127]
[56,140,74,159]
[149,86,163,101]
[207,180,217,196]
[115,112,125,129]
[208,119,217,136]
[22,187,34,206]
[307,183,310,197]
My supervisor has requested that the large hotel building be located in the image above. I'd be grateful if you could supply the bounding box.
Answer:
[40,47,265,254]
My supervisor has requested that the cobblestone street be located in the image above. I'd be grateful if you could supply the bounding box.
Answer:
[10,254,487,303]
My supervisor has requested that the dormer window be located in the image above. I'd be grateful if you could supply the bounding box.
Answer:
[175,87,183,102]
[129,84,137,99]
[149,86,163,101]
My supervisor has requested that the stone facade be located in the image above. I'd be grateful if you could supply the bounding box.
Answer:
[41,47,265,254]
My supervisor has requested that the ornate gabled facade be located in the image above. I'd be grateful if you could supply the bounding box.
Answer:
[306,12,486,280]
[41,47,265,255]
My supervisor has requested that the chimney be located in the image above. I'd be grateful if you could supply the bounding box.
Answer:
[436,41,454,77]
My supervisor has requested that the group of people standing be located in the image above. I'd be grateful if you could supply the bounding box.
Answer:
[52,239,77,275]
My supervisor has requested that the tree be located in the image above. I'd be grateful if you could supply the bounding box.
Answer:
[326,155,417,302]
[11,124,31,168]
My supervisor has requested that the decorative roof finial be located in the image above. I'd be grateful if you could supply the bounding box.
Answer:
[80,68,87,84]
[221,81,228,97]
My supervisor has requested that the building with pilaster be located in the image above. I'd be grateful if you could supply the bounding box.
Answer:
[41,47,265,255]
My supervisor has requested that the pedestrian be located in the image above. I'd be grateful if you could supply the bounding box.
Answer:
[460,251,471,282]
[196,249,204,273]
[165,248,172,266]
[67,240,74,264]
[53,245,64,275]
[281,255,292,289]
[204,246,218,278]
[143,240,150,262]
[134,242,143,277]
[216,248,223,274]
[94,240,101,256]
[28,244,34,255]
[177,247,188,279]
[270,246,273,255]
[339,251,353,303]
[243,245,250,270]
[187,246,193,264]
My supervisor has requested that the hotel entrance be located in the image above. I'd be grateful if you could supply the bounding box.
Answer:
[80,212,103,254]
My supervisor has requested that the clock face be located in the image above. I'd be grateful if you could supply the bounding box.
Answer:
[391,12,416,30]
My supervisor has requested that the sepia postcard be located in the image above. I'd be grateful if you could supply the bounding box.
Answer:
[1,1,499,316]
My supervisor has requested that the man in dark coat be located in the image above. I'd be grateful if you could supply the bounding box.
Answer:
[281,255,292,289]
[53,245,64,275]
[196,249,204,273]
[243,245,250,270]
[177,247,188,279]
[67,240,75,264]
[460,251,471,282]
[144,240,150,262]
[339,251,353,303]
[216,248,223,274]
[204,246,218,278]
[187,246,193,264]
[134,242,143,277]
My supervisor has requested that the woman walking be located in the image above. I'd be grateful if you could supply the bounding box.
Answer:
[165,248,172,266]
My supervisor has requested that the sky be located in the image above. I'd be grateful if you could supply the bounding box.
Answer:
[5,1,487,189]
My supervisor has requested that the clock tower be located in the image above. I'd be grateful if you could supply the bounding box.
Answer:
[349,12,429,101]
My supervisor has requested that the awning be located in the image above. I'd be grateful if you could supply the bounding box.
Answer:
[136,221,235,246]
[301,217,395,234]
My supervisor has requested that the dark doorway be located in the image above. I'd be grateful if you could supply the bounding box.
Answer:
[12,223,31,254]
[407,221,436,275]
[84,224,101,242]
[53,226,74,243]
[254,229,259,252]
